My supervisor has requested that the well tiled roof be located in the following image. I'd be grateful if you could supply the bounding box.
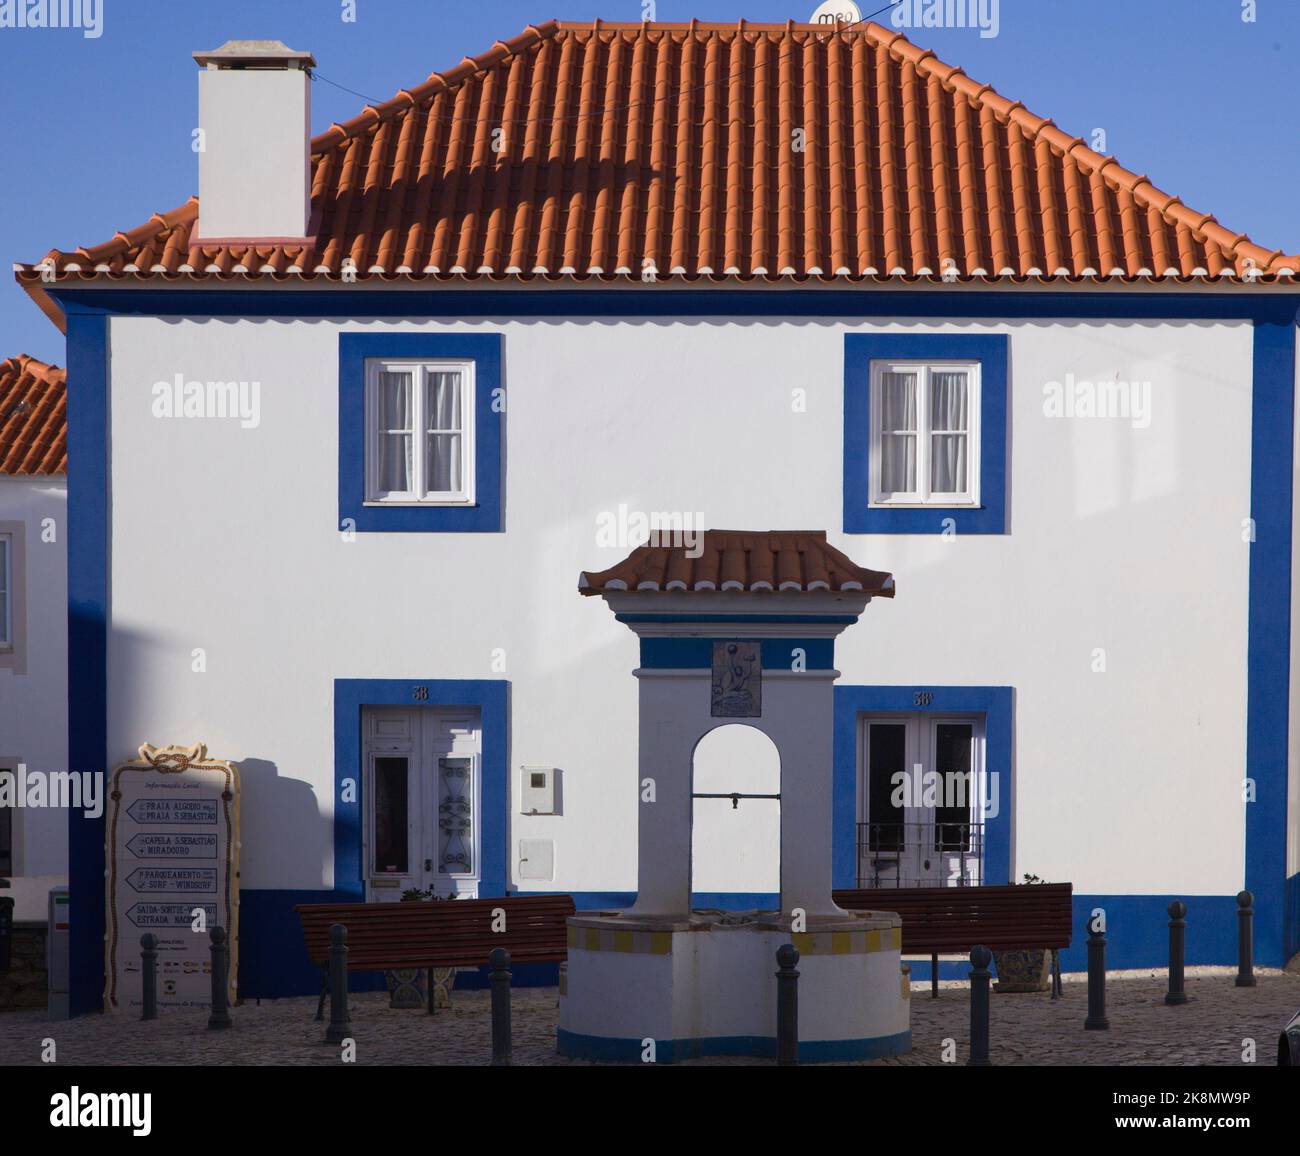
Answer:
[17,18,1299,305]
[0,355,67,476]
[579,530,895,596]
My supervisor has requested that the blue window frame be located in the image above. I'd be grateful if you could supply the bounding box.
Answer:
[339,333,503,532]
[844,334,1008,534]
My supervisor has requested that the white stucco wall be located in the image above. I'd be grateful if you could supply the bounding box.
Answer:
[0,476,69,919]
[103,310,1254,900]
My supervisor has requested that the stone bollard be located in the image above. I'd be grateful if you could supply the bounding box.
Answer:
[1084,923,1109,1030]
[968,945,992,1066]
[1236,891,1256,988]
[140,933,158,1021]
[776,943,800,1066]
[324,923,352,1044]
[1165,900,1188,1006]
[489,948,512,1066]
[207,926,233,1029]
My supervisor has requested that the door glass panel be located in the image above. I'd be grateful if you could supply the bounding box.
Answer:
[867,724,906,851]
[373,756,409,873]
[934,723,973,851]
[438,757,473,874]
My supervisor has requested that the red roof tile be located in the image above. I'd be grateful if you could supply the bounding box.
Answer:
[579,530,895,596]
[0,354,66,476]
[17,18,1299,314]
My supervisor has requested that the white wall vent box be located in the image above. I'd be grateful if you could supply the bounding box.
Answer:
[520,766,558,814]
[518,839,555,881]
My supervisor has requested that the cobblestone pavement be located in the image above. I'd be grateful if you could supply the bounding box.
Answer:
[1,973,1296,1066]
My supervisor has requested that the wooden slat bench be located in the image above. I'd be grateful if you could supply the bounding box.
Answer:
[833,883,1074,998]
[295,894,575,1017]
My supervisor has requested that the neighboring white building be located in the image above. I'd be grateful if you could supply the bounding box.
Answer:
[11,21,1300,1011]
[0,354,68,923]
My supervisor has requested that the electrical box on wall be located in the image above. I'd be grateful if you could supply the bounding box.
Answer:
[520,766,558,814]
[518,838,555,881]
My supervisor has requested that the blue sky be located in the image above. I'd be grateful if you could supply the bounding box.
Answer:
[0,0,1295,364]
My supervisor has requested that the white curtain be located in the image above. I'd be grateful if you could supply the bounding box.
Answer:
[879,371,918,493]
[425,370,463,494]
[379,371,412,493]
[929,371,968,493]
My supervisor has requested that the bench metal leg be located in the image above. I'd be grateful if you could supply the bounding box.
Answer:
[427,967,436,1016]
[1051,948,1063,1000]
[931,952,939,998]
[315,969,328,1022]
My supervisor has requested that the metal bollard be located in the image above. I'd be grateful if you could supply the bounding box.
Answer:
[1084,923,1109,1030]
[140,933,158,1021]
[489,948,512,1066]
[1236,891,1256,988]
[776,943,800,1066]
[0,896,13,973]
[207,926,233,1029]
[968,945,992,1066]
[324,923,352,1044]
[1165,900,1188,1006]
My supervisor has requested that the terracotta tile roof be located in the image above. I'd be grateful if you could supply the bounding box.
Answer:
[0,354,66,476]
[17,18,1299,312]
[579,529,895,596]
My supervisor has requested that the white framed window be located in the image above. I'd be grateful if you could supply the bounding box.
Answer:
[0,533,11,649]
[870,361,980,507]
[364,359,475,505]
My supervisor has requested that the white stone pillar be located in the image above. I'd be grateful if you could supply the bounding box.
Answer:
[768,669,845,920]
[626,670,700,917]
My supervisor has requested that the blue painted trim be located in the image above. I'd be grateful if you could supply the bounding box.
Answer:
[1285,872,1299,961]
[639,638,834,669]
[844,334,1007,534]
[333,679,509,900]
[337,333,503,532]
[1246,320,1295,967]
[833,687,1014,889]
[46,287,1300,323]
[65,310,108,1017]
[556,1027,911,1063]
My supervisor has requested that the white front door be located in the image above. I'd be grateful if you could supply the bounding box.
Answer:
[859,713,984,888]
[363,706,482,902]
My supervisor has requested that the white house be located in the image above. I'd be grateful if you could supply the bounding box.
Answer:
[0,354,69,932]
[12,19,1300,1013]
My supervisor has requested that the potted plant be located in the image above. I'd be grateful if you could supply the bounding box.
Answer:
[991,874,1053,993]
[385,887,457,1010]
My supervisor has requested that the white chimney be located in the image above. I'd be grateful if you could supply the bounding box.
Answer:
[193,40,316,241]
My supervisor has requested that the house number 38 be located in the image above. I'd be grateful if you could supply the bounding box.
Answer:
[413,685,429,701]
[913,691,933,707]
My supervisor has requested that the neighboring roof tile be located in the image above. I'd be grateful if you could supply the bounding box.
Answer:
[0,354,67,476]
[579,529,895,596]
[17,19,1299,305]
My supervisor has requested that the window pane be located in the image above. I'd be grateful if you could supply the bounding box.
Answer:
[438,757,473,874]
[373,757,409,873]
[426,371,462,431]
[381,434,413,493]
[880,371,917,430]
[929,371,969,432]
[379,371,412,431]
[880,433,917,494]
[934,723,973,851]
[930,434,968,493]
[0,537,8,645]
[867,724,906,852]
[425,433,462,494]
